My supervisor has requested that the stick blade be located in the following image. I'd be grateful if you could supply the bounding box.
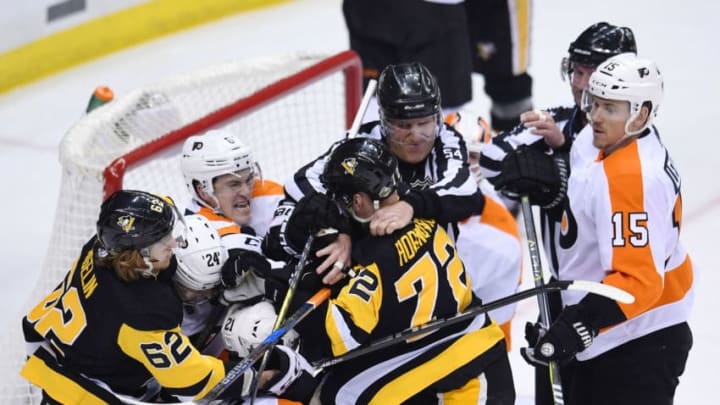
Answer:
[568,280,635,304]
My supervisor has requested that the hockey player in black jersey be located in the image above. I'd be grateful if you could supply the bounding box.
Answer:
[20,190,311,404]
[285,138,515,404]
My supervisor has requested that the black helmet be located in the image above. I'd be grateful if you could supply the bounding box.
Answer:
[97,190,176,251]
[377,62,441,120]
[321,138,400,207]
[568,22,637,66]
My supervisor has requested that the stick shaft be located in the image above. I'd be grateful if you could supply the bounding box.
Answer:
[520,196,564,405]
[197,287,331,404]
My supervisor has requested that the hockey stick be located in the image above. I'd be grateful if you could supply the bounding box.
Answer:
[249,234,315,403]
[520,196,564,404]
[313,279,632,370]
[347,79,377,139]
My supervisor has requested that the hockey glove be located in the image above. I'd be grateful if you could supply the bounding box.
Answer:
[281,192,351,254]
[221,248,272,288]
[521,305,595,367]
[495,145,569,209]
[524,320,544,348]
[264,345,318,402]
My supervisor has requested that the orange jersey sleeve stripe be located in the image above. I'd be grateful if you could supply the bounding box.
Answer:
[479,196,520,239]
[603,141,663,318]
[253,178,284,197]
[196,206,242,236]
[653,255,693,308]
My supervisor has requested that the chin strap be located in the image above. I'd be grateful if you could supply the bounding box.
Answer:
[137,248,157,278]
[348,199,380,223]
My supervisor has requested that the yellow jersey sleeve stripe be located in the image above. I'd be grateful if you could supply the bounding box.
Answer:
[117,324,225,399]
[369,321,505,404]
[20,352,109,404]
[326,263,384,356]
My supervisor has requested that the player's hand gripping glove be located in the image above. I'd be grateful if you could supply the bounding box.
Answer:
[220,248,272,288]
[281,192,351,254]
[263,345,318,402]
[495,145,569,209]
[521,305,596,367]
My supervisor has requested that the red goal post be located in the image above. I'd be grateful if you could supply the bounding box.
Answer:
[0,50,361,404]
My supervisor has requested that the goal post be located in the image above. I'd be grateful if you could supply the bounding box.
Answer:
[0,50,361,404]
[103,51,362,198]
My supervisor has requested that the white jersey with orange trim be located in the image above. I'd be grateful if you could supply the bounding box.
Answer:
[182,178,284,352]
[557,127,694,360]
[185,178,285,240]
[456,192,522,348]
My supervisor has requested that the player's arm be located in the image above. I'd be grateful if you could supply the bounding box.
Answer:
[322,263,383,357]
[117,324,257,401]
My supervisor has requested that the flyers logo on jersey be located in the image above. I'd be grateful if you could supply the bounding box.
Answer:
[341,158,358,175]
[117,215,135,233]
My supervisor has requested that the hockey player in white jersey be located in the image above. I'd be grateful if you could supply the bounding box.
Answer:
[180,129,286,301]
[518,53,694,404]
[485,22,639,404]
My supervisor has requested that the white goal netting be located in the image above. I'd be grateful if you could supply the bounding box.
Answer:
[0,51,361,404]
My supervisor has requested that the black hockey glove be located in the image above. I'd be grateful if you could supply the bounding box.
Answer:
[281,192,351,254]
[521,305,595,367]
[495,145,568,209]
[220,248,272,288]
[263,257,326,308]
[263,345,318,402]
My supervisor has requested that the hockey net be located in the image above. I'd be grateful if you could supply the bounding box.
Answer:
[0,50,361,403]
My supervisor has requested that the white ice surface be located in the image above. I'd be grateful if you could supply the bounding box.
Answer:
[1,0,718,403]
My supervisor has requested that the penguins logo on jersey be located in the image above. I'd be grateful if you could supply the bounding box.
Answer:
[117,215,135,233]
[341,158,358,175]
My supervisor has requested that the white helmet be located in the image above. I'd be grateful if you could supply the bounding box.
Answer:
[464,116,492,154]
[180,129,258,205]
[173,214,228,291]
[445,112,492,154]
[222,301,278,357]
[584,53,663,135]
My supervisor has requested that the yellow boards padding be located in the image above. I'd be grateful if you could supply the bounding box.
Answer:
[0,0,290,94]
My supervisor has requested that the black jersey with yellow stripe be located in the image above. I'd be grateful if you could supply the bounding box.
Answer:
[21,237,227,402]
[307,218,507,403]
